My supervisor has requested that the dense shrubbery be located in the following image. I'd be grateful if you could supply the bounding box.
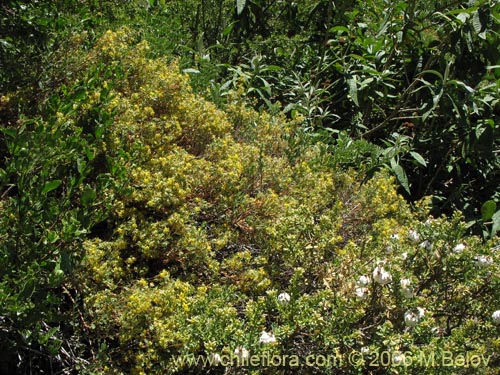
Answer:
[1,1,499,374]
[6,29,494,374]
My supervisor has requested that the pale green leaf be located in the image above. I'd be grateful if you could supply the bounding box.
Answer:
[236,0,246,15]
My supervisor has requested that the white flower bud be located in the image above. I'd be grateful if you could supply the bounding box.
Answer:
[404,311,419,327]
[393,353,404,365]
[404,308,425,327]
[355,287,369,300]
[453,243,466,253]
[417,307,425,318]
[358,275,370,286]
[259,331,277,344]
[408,229,420,243]
[277,292,291,304]
[474,255,493,268]
[373,265,392,285]
[492,310,500,325]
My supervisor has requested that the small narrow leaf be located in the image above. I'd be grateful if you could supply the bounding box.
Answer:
[42,180,62,194]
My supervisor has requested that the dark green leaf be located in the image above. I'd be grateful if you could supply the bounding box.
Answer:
[81,188,96,206]
[42,180,62,194]
[481,200,497,221]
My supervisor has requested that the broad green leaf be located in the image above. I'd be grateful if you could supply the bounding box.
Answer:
[236,0,246,15]
[481,200,497,221]
[81,188,97,206]
[42,180,62,194]
[390,159,410,194]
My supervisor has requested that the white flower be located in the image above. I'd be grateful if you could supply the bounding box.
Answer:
[259,331,277,344]
[358,275,370,286]
[360,346,370,354]
[419,240,433,251]
[393,353,404,365]
[401,252,408,260]
[400,278,414,298]
[277,292,290,304]
[492,310,500,325]
[417,307,425,318]
[408,229,420,243]
[390,233,400,241]
[474,255,493,267]
[404,311,419,327]
[234,346,249,359]
[355,287,369,300]
[453,243,466,253]
[400,278,411,288]
[404,308,425,327]
[373,265,392,285]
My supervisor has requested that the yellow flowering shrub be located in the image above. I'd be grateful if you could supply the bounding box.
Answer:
[76,29,500,374]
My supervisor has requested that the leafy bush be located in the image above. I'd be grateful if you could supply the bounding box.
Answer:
[2,1,500,373]
[0,29,127,373]
[67,30,500,375]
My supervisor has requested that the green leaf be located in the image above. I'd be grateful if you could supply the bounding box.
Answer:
[409,151,427,167]
[481,200,497,221]
[456,12,470,23]
[492,210,500,236]
[236,0,246,15]
[472,10,481,32]
[42,180,62,194]
[390,159,410,194]
[347,78,359,107]
[19,279,36,301]
[47,231,60,244]
[81,188,96,206]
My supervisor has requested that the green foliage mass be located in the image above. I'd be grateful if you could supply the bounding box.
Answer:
[0,1,499,374]
[2,28,496,375]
